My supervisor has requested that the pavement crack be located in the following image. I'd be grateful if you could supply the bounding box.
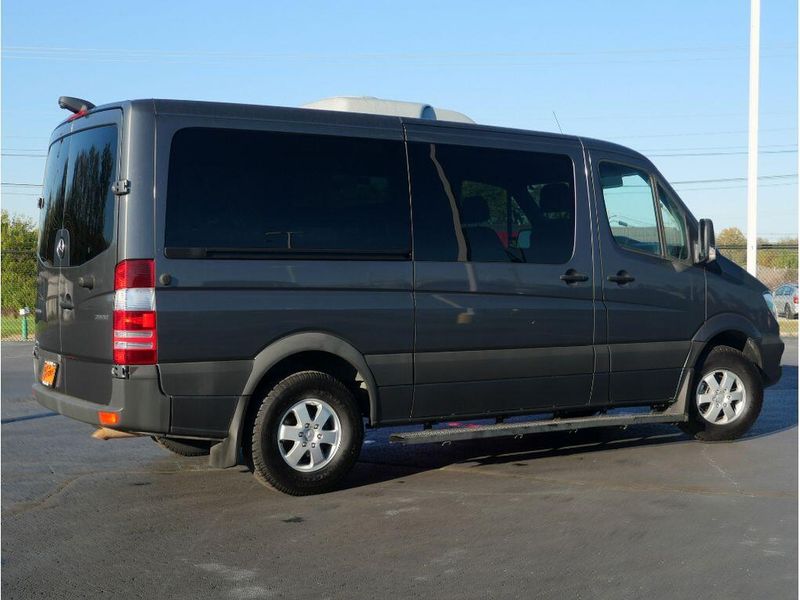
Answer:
[3,473,88,517]
[435,464,793,500]
[2,468,212,517]
[701,445,742,491]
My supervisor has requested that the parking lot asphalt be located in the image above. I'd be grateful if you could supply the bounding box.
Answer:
[2,340,797,599]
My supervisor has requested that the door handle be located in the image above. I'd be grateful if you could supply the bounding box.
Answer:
[78,275,94,289]
[607,270,635,285]
[59,294,74,310]
[560,269,589,284]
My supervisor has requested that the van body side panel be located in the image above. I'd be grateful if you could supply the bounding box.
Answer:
[152,111,414,429]
[406,124,596,418]
[704,255,783,383]
[155,266,413,363]
[705,256,775,334]
[116,100,157,262]
[154,264,415,431]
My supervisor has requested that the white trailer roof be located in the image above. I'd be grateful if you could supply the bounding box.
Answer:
[302,96,475,124]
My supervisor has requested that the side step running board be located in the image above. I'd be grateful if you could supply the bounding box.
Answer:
[389,411,688,445]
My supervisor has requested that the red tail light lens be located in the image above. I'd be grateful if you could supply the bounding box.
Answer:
[114,259,154,289]
[113,260,157,365]
[794,295,798,304]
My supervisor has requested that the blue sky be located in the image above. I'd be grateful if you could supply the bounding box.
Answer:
[2,0,797,239]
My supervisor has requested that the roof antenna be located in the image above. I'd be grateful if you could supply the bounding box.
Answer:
[552,110,564,134]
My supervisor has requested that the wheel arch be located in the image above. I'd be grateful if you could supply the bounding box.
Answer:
[690,313,764,373]
[209,332,379,469]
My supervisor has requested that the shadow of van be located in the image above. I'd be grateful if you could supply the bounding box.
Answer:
[342,365,797,491]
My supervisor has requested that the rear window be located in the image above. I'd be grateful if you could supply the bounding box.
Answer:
[38,125,118,266]
[38,139,68,265]
[164,128,411,258]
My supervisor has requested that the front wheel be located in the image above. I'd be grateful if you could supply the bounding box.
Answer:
[680,346,763,441]
[250,371,364,495]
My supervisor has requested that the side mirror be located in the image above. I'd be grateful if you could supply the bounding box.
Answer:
[697,218,717,264]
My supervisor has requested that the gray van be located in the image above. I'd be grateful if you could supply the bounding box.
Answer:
[33,96,784,495]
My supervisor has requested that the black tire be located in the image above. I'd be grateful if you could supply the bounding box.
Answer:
[152,436,212,457]
[250,371,363,496]
[783,303,791,319]
[680,346,763,441]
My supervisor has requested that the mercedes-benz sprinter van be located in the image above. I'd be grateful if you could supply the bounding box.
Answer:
[33,96,784,495]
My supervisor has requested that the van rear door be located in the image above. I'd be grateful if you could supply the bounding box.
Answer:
[37,112,122,404]
[59,119,120,404]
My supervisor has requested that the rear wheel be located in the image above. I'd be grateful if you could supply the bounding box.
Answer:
[680,346,762,441]
[152,436,212,457]
[250,371,363,495]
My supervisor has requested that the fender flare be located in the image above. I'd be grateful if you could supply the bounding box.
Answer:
[689,312,763,370]
[692,312,761,343]
[209,332,378,468]
[241,332,379,409]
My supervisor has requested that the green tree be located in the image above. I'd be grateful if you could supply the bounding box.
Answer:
[1,211,38,313]
[716,227,746,247]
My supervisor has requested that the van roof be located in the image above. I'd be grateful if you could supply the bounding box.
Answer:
[58,97,645,160]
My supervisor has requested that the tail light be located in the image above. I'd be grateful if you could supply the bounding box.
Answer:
[113,259,157,365]
[794,295,798,304]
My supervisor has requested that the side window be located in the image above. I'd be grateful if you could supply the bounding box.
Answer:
[166,128,410,256]
[460,181,532,255]
[657,184,689,261]
[409,142,575,264]
[599,162,660,256]
[62,126,118,265]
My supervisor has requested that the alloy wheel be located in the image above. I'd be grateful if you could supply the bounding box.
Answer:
[277,398,342,472]
[695,369,747,425]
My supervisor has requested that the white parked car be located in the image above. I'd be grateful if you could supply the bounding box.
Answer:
[774,283,798,319]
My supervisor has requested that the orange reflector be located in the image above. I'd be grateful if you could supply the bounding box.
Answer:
[98,411,120,426]
[40,361,58,387]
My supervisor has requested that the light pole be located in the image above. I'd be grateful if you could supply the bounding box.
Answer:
[746,0,760,276]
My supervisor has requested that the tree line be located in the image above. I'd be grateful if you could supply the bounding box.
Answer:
[2,211,38,313]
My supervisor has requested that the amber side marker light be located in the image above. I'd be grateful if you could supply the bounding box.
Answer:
[98,411,120,427]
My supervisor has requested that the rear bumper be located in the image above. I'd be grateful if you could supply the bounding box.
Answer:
[759,332,784,387]
[32,364,171,434]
